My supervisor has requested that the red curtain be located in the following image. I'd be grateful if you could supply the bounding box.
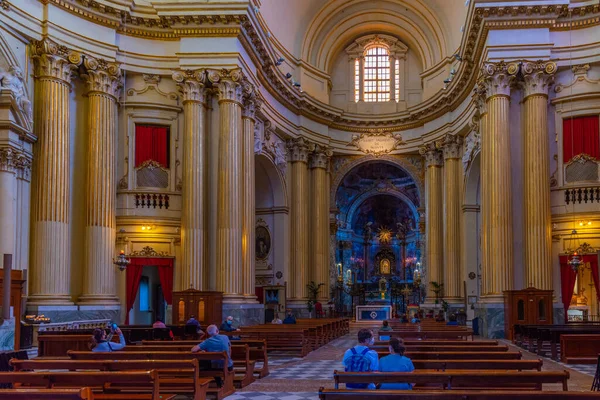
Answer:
[585,255,600,304]
[125,257,174,324]
[563,116,600,162]
[559,256,577,316]
[135,125,169,167]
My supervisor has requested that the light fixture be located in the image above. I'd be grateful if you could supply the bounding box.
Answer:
[275,57,284,66]
[113,250,131,272]
[443,78,452,84]
[141,225,154,231]
[578,220,592,227]
[566,229,583,272]
[453,53,463,61]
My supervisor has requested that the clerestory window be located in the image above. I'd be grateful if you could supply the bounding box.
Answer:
[363,45,390,102]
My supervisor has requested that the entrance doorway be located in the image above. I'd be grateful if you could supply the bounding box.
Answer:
[128,266,167,325]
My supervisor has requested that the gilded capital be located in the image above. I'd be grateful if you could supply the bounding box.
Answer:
[479,61,519,99]
[83,56,123,99]
[438,134,463,160]
[287,137,314,163]
[419,142,443,167]
[30,38,82,83]
[520,60,556,98]
[207,68,243,103]
[173,70,208,104]
[309,145,333,169]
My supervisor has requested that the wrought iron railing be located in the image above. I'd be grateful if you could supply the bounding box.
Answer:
[564,187,600,204]
[135,193,170,209]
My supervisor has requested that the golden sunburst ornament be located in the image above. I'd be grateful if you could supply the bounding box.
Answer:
[377,227,393,244]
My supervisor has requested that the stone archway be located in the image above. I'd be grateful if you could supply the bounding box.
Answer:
[463,151,481,316]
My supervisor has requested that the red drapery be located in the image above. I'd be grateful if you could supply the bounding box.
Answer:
[559,254,600,316]
[125,257,174,324]
[135,125,169,167]
[563,116,600,162]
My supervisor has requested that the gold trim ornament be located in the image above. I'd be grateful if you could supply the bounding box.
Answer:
[130,246,170,257]
[349,132,405,156]
[377,227,393,244]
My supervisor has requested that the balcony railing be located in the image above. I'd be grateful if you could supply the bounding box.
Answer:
[135,193,170,209]
[564,187,600,205]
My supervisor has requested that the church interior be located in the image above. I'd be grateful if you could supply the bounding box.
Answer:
[1,0,600,398]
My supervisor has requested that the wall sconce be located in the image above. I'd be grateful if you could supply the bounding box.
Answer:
[578,220,592,227]
[141,225,155,231]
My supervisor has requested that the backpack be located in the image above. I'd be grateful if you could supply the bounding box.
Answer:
[344,347,372,372]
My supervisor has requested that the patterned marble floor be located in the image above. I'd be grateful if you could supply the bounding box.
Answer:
[225,392,318,400]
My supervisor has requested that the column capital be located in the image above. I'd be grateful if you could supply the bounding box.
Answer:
[473,82,487,116]
[479,61,519,99]
[309,145,332,169]
[520,60,556,98]
[207,68,243,104]
[437,134,463,160]
[30,38,82,83]
[0,147,31,177]
[242,83,261,121]
[419,142,443,167]
[287,137,314,163]
[172,69,208,104]
[82,56,123,99]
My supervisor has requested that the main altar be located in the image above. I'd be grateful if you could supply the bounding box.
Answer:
[356,305,392,321]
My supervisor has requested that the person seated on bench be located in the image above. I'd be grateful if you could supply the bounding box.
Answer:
[152,318,166,328]
[91,326,126,352]
[400,314,409,323]
[220,316,240,332]
[283,310,297,324]
[192,324,234,385]
[271,313,283,324]
[435,310,445,322]
[186,314,204,335]
[447,314,458,326]
[379,320,393,341]
[342,329,379,389]
[378,337,414,390]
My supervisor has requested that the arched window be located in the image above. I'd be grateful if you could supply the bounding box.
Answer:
[363,46,390,102]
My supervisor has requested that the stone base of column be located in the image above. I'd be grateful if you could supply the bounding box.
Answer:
[77,295,120,306]
[243,295,258,304]
[473,302,505,339]
[25,304,121,324]
[27,295,73,306]
[443,297,465,305]
[479,294,505,304]
[222,303,264,326]
[222,293,246,304]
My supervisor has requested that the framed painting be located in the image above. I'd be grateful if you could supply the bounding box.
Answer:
[256,225,271,260]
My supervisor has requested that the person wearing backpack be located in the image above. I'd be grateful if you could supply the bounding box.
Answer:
[342,328,379,389]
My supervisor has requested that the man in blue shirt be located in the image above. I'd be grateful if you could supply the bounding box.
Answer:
[282,310,296,324]
[342,329,379,389]
[192,325,233,386]
[447,314,459,326]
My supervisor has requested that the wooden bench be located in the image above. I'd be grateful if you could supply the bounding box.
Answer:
[380,351,522,360]
[318,389,600,399]
[67,351,233,400]
[376,340,499,346]
[385,330,473,340]
[561,334,600,364]
[412,359,542,371]
[0,388,93,399]
[10,359,210,400]
[333,370,569,391]
[371,345,509,352]
[0,370,172,400]
[142,339,270,378]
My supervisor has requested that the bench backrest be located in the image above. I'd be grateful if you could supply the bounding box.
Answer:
[0,388,93,399]
[318,389,600,399]
[11,358,199,372]
[411,359,542,371]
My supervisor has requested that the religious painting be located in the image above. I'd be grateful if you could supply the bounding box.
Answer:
[256,225,271,260]
[380,259,391,275]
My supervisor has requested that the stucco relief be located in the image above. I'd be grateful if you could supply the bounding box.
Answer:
[463,118,481,173]
[255,120,288,176]
[0,65,32,128]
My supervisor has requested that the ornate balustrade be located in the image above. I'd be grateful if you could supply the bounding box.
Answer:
[134,193,170,209]
[564,187,600,204]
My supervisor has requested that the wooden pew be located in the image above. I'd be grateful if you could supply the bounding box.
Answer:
[0,388,93,399]
[67,351,234,400]
[333,370,569,391]
[0,370,171,400]
[371,345,508,352]
[385,330,473,340]
[37,335,121,357]
[318,389,600,399]
[561,334,600,364]
[142,339,270,378]
[10,359,210,400]
[411,359,542,371]
[382,351,522,360]
[375,340,498,346]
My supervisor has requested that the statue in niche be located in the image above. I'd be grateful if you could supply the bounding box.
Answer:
[380,258,390,275]
[256,225,271,260]
[0,66,32,122]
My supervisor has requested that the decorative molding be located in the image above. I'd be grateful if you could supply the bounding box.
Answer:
[479,61,520,98]
[463,117,481,173]
[419,143,443,168]
[172,69,207,104]
[207,68,244,104]
[555,64,600,93]
[309,145,332,170]
[82,55,123,99]
[0,147,31,178]
[0,0,9,11]
[130,245,170,257]
[348,132,405,156]
[520,60,556,98]
[287,137,313,163]
[437,134,463,160]
[30,38,82,83]
[135,159,169,171]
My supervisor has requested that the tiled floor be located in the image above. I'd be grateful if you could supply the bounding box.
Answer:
[225,392,318,400]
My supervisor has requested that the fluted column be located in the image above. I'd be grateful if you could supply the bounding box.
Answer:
[173,70,208,291]
[79,57,122,304]
[288,138,312,301]
[440,134,463,302]
[521,61,556,290]
[310,145,332,301]
[0,149,18,259]
[242,88,259,302]
[209,68,245,302]
[478,62,518,300]
[420,143,443,302]
[28,39,81,305]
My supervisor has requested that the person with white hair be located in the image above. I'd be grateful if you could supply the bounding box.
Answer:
[191,324,234,380]
[219,315,240,332]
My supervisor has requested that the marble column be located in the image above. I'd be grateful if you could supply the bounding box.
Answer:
[310,145,332,301]
[78,57,122,304]
[173,70,208,291]
[420,143,443,302]
[288,138,312,301]
[209,68,245,303]
[28,40,82,305]
[521,61,556,290]
[478,62,518,301]
[440,134,463,302]
[242,88,259,302]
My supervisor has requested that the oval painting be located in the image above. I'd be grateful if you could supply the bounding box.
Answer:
[256,225,271,260]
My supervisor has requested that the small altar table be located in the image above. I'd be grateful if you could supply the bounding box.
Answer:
[356,305,392,322]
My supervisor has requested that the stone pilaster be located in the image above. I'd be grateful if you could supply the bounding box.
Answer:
[309,145,332,302]
[173,70,208,291]
[242,84,259,302]
[439,134,463,302]
[208,68,245,303]
[288,137,312,302]
[78,57,122,304]
[28,39,82,305]
[478,61,519,301]
[0,148,19,260]
[521,61,556,290]
[420,143,443,303]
